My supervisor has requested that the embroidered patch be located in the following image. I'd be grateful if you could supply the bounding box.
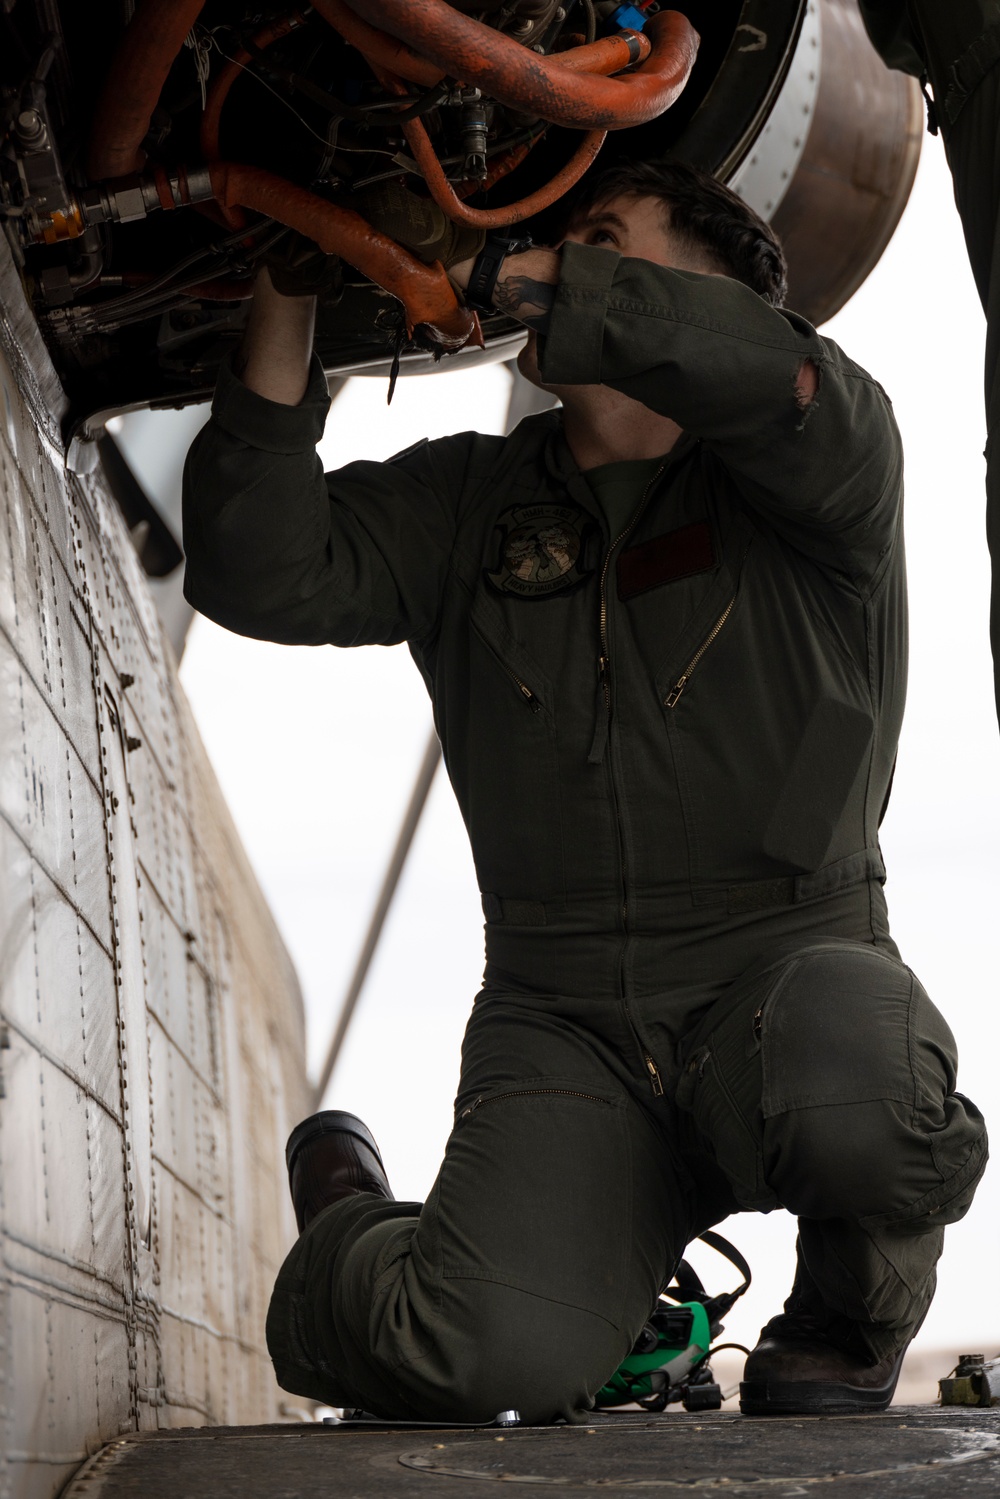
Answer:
[486,501,595,599]
[617,521,716,600]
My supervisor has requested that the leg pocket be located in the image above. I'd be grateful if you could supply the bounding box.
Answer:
[438,1080,632,1328]
[675,970,783,1212]
[760,944,921,1116]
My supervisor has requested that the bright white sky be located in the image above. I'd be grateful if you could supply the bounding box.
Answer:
[175,135,1000,1358]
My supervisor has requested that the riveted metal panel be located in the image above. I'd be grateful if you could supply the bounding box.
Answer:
[0,226,308,1499]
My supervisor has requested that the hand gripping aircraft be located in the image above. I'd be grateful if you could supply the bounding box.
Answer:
[6,4,994,1499]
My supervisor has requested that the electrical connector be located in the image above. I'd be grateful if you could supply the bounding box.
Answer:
[609,4,648,31]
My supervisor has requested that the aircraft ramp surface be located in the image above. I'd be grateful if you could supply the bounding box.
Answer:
[60,1408,1000,1498]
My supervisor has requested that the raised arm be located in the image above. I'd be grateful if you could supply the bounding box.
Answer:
[453,242,901,581]
[233,268,316,406]
[183,271,491,648]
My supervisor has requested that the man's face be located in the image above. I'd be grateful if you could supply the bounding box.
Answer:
[562,192,688,265]
[517,193,700,388]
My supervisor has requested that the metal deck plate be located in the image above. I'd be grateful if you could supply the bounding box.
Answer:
[60,1408,1000,1497]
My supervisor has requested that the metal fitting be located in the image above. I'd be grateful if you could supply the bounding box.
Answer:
[461,90,489,181]
[76,165,215,228]
[15,109,47,148]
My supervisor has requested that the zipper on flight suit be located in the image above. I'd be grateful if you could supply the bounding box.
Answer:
[471,618,541,711]
[502,666,539,712]
[663,541,751,708]
[458,1087,612,1120]
[664,599,737,708]
[597,464,666,1099]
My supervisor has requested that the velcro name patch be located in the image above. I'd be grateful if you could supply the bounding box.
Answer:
[617,522,716,600]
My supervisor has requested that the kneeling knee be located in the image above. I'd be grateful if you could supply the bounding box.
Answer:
[431,1298,623,1425]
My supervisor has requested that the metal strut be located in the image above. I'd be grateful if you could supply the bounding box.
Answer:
[313,725,442,1106]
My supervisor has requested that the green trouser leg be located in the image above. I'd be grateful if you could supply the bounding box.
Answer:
[267,942,985,1417]
[863,0,1000,725]
[266,993,706,1423]
[675,939,987,1361]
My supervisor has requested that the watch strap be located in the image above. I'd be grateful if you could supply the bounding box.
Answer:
[465,232,533,314]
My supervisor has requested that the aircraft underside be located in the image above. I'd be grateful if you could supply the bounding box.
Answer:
[2,1,920,430]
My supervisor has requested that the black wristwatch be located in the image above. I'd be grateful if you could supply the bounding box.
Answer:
[464,232,534,314]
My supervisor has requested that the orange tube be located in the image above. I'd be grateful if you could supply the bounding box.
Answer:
[200,10,309,229]
[200,12,309,166]
[340,3,699,129]
[548,32,652,76]
[208,160,481,348]
[88,0,206,180]
[90,1,693,190]
[86,1,695,345]
[365,62,603,228]
[314,0,654,88]
[403,119,606,228]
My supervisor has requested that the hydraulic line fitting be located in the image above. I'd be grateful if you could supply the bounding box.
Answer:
[459,91,489,182]
[77,165,216,227]
[32,165,216,244]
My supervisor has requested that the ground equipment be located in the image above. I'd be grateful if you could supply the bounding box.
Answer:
[597,1231,751,1412]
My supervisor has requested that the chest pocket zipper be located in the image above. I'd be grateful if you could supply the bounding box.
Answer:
[471,618,541,712]
[664,542,752,709]
[459,1087,612,1120]
[664,596,737,708]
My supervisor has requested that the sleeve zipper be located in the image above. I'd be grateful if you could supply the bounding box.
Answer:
[459,1086,612,1119]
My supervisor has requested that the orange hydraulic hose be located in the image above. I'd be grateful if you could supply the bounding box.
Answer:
[200,10,309,229]
[313,0,654,88]
[85,0,695,349]
[365,61,609,230]
[340,3,699,130]
[208,161,480,348]
[548,32,652,76]
[89,0,206,180]
[404,119,606,228]
[200,11,309,166]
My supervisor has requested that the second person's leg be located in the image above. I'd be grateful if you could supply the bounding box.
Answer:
[862,0,1000,723]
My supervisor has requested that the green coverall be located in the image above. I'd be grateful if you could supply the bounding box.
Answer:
[860,0,1000,722]
[183,242,987,1423]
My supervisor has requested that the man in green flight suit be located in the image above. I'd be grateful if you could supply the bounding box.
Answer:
[182,159,986,1423]
[860,0,1000,723]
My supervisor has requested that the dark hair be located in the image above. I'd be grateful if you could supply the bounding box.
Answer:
[570,158,788,307]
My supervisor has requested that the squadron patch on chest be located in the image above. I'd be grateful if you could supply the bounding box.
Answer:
[485,501,595,600]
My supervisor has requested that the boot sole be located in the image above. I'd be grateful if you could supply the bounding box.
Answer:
[285,1109,385,1176]
[739,1367,903,1417]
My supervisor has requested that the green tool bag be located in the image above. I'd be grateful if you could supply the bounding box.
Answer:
[597,1232,752,1413]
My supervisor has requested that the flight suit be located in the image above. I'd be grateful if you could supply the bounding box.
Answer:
[861,0,1000,723]
[183,243,987,1422]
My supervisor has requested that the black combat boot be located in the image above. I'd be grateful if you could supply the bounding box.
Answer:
[285,1110,393,1233]
[740,1308,909,1416]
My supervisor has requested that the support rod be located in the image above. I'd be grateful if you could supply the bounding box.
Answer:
[313,725,442,1106]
